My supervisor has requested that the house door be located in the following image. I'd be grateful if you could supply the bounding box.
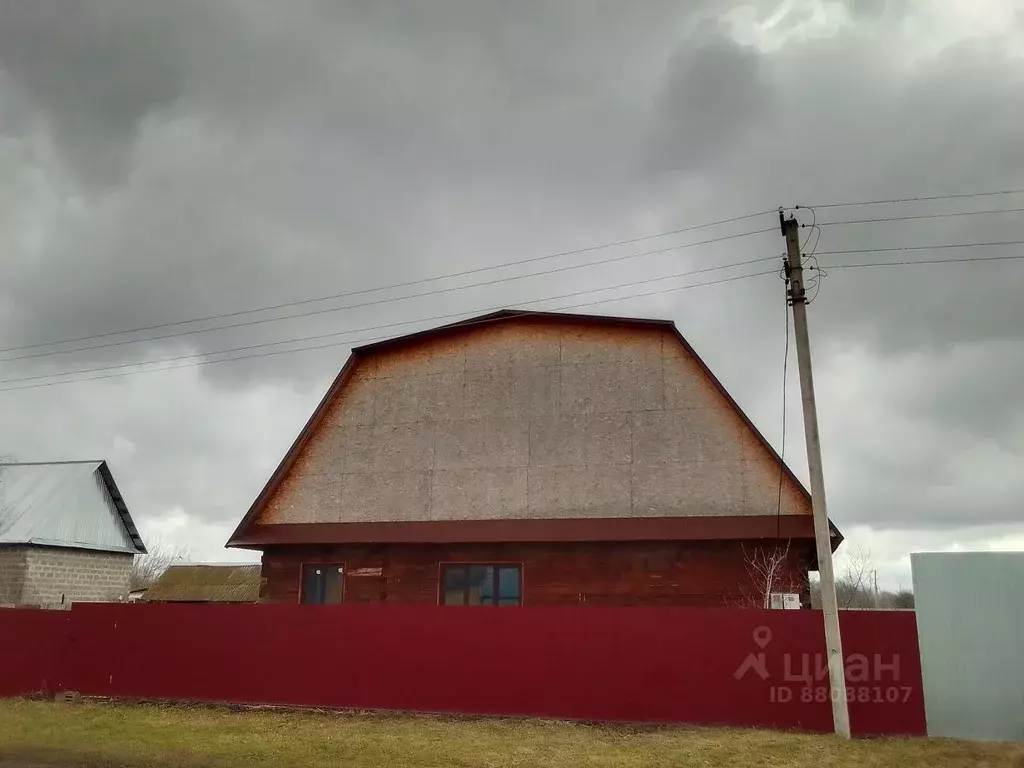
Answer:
[301,564,344,604]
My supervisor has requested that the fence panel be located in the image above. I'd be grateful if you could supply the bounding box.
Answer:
[0,608,69,696]
[912,552,1024,741]
[55,603,924,735]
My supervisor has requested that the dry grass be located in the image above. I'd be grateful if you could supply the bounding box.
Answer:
[0,700,1020,768]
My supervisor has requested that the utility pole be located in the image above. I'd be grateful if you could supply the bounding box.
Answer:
[780,210,850,738]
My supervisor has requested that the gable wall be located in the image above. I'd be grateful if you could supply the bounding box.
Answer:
[257,319,809,526]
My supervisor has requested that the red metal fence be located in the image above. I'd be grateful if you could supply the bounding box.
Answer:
[0,608,68,698]
[0,604,925,736]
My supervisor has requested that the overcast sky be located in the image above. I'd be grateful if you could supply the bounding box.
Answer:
[1,0,1022,589]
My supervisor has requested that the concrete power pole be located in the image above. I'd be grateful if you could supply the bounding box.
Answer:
[780,211,851,738]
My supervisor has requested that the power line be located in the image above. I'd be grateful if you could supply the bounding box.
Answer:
[14,243,1020,391]
[0,209,775,355]
[825,253,1024,269]
[803,188,1024,210]
[798,205,817,250]
[53,246,1023,387]
[0,268,778,393]
[0,257,777,385]
[813,207,1024,227]
[814,240,1024,256]
[0,226,776,363]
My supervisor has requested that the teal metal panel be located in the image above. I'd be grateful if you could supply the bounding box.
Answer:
[912,552,1024,741]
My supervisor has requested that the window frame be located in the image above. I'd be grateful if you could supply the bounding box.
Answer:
[438,562,523,607]
[299,562,346,605]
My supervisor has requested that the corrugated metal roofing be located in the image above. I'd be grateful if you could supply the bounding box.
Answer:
[0,460,146,554]
[145,564,261,602]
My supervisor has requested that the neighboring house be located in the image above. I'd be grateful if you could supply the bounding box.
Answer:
[0,460,146,608]
[144,564,261,603]
[227,310,841,607]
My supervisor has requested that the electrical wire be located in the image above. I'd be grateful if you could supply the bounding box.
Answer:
[0,226,776,364]
[0,209,775,356]
[792,205,824,304]
[802,225,822,261]
[804,255,827,304]
[826,253,1024,269]
[814,207,1024,226]
[0,255,778,385]
[803,188,1024,209]
[0,267,779,392]
[7,189,1020,391]
[814,240,1024,256]
[9,240,1021,392]
[798,205,817,250]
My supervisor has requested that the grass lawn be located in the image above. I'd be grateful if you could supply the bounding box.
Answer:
[0,700,1021,768]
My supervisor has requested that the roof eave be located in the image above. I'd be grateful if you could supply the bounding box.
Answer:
[97,461,147,554]
[225,353,361,548]
[13,539,141,555]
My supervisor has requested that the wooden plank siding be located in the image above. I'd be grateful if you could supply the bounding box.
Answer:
[260,540,812,607]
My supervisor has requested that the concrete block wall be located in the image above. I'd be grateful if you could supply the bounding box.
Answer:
[0,547,27,605]
[258,319,811,525]
[12,546,132,609]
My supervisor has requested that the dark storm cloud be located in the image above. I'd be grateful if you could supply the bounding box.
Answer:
[0,0,707,386]
[0,1,199,184]
[0,0,1021,570]
[652,31,770,170]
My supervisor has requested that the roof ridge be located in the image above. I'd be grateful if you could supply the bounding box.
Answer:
[350,308,676,354]
[0,459,105,466]
[168,562,261,568]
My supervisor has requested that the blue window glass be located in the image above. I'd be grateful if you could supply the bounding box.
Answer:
[498,567,520,606]
[440,565,521,606]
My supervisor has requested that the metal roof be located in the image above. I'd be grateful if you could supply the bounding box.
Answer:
[145,564,261,602]
[0,460,147,554]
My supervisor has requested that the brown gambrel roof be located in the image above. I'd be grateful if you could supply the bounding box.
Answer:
[227,310,841,549]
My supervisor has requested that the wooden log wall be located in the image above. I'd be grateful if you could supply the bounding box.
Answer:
[260,540,812,607]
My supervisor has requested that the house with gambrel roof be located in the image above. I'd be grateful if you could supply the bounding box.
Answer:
[227,310,840,607]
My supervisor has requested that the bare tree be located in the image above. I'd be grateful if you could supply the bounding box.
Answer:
[836,545,876,608]
[130,539,190,591]
[890,589,915,609]
[811,572,915,610]
[734,541,805,608]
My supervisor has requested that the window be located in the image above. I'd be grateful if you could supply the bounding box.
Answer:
[301,564,344,604]
[441,565,521,606]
